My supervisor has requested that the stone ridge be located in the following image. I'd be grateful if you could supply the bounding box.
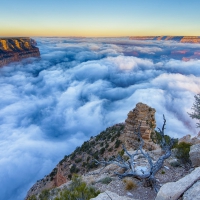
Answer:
[26,123,125,199]
[0,37,40,67]
[129,36,200,43]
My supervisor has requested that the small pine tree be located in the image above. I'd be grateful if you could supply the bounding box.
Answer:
[188,94,200,127]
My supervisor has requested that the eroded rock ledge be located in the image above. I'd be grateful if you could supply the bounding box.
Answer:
[129,36,200,43]
[0,37,40,67]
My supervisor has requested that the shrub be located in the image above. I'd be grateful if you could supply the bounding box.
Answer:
[151,131,178,148]
[87,156,90,162]
[38,189,50,200]
[82,162,87,167]
[100,147,105,155]
[115,140,121,148]
[68,174,72,180]
[75,158,82,163]
[123,178,137,190]
[118,149,124,156]
[98,177,112,184]
[108,147,113,152]
[105,143,109,148]
[54,174,100,200]
[161,170,165,174]
[100,142,104,147]
[70,164,80,174]
[170,160,181,167]
[174,142,191,164]
[93,151,99,159]
[87,161,97,169]
[70,153,76,160]
[27,195,37,200]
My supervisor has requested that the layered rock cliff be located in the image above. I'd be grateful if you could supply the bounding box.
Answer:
[0,37,40,67]
[124,102,157,150]
[129,36,200,43]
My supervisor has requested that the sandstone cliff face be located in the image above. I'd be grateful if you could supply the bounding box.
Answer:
[129,36,200,43]
[0,37,40,67]
[124,102,157,150]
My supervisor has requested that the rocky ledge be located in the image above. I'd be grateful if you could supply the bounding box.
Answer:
[0,37,40,67]
[129,36,200,43]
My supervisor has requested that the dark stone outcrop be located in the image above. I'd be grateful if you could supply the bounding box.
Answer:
[0,37,40,67]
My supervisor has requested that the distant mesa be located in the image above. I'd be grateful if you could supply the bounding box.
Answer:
[0,37,40,67]
[129,36,200,43]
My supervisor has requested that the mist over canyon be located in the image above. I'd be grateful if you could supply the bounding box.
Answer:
[0,37,200,200]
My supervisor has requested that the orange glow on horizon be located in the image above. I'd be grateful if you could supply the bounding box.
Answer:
[1,27,200,38]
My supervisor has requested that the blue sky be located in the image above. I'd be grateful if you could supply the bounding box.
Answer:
[0,1,200,38]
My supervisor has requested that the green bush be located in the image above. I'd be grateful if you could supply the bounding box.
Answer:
[174,142,191,164]
[87,161,97,169]
[161,170,165,174]
[75,158,82,163]
[151,131,178,148]
[108,147,113,152]
[27,195,37,200]
[118,149,124,156]
[111,137,115,142]
[38,189,50,200]
[115,140,121,148]
[100,142,104,147]
[68,174,72,180]
[170,160,181,167]
[54,174,100,200]
[70,164,80,174]
[87,156,90,162]
[105,143,109,148]
[93,151,99,159]
[98,177,112,184]
[100,147,105,155]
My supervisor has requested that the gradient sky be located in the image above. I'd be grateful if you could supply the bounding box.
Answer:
[0,0,200,37]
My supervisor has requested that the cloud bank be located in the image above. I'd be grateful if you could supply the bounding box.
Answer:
[0,37,200,200]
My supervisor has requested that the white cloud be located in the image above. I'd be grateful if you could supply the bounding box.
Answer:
[0,37,199,200]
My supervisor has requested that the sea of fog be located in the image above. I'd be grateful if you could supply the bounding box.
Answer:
[0,37,200,200]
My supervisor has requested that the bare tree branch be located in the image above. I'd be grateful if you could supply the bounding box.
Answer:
[95,115,174,193]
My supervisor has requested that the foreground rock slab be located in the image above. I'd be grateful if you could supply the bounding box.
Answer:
[155,167,200,200]
[90,190,136,200]
[189,144,200,167]
[183,180,200,200]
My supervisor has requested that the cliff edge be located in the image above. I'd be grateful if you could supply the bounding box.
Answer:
[0,37,40,67]
[129,36,200,43]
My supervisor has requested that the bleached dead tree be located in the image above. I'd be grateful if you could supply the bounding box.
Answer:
[95,115,175,193]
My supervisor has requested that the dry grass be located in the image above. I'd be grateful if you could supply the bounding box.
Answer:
[123,178,137,190]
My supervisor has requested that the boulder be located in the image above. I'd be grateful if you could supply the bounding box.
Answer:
[90,190,135,200]
[189,144,200,167]
[179,133,200,145]
[183,180,200,200]
[155,167,200,200]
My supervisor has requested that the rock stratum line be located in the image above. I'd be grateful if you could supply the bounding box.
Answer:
[129,36,200,43]
[0,37,40,67]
